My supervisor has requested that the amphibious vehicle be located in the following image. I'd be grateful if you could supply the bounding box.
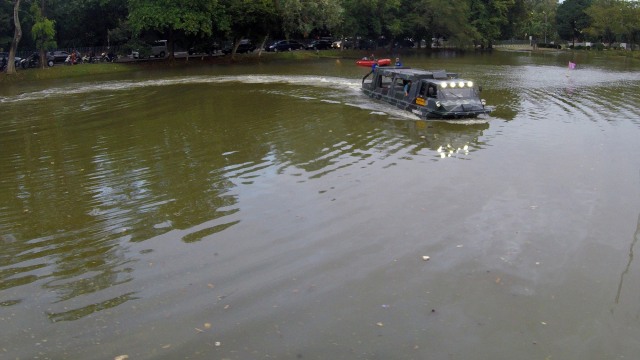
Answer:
[361,66,491,119]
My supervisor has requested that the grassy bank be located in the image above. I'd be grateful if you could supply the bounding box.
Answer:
[0,62,135,84]
[11,47,637,84]
[0,50,355,84]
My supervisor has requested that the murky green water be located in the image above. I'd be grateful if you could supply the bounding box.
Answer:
[1,51,640,359]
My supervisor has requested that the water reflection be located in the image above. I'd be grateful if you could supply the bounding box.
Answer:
[460,60,640,125]
[1,54,640,358]
[0,73,494,324]
[615,174,640,305]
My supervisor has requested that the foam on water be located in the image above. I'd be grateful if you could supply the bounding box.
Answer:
[3,66,636,124]
[0,74,362,104]
[0,73,435,121]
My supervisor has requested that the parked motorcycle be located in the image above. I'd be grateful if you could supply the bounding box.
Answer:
[64,50,82,65]
[20,52,54,68]
[81,54,96,63]
[100,52,117,62]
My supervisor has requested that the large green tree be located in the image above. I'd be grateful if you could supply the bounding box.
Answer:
[338,0,406,48]
[470,0,515,47]
[406,0,478,47]
[338,0,380,41]
[556,0,592,45]
[30,2,56,68]
[128,0,221,59]
[586,0,640,48]
[1,0,13,49]
[585,0,621,45]
[500,0,528,39]
[221,0,277,57]
[48,0,127,48]
[277,0,342,39]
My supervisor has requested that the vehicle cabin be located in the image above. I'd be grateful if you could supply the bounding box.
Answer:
[362,66,490,119]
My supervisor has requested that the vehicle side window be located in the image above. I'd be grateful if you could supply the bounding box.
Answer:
[428,85,437,98]
[419,82,428,97]
[394,78,406,91]
[379,75,392,88]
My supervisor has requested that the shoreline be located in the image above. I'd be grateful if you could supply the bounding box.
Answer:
[3,47,638,84]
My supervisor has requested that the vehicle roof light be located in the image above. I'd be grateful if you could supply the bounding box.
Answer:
[458,81,465,88]
[467,81,473,87]
[440,81,448,88]
[449,81,457,88]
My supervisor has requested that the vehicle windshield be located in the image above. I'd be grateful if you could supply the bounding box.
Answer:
[439,87,476,100]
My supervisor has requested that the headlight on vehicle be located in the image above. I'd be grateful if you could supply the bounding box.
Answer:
[436,101,441,108]
[481,99,486,106]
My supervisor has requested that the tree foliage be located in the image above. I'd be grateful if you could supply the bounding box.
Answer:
[49,0,128,47]
[470,0,515,46]
[219,0,277,58]
[128,0,221,58]
[31,2,56,68]
[5,0,640,56]
[278,0,343,38]
[585,0,640,47]
[1,1,13,48]
[556,0,592,44]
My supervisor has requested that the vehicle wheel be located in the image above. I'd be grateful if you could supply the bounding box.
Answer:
[159,51,165,58]
[47,60,54,67]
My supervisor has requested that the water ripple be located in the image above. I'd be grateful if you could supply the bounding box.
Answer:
[1,61,638,342]
[0,75,362,104]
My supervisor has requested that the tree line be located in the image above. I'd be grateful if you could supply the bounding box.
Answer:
[2,0,639,73]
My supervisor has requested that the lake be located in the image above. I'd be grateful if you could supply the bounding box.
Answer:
[1,50,640,359]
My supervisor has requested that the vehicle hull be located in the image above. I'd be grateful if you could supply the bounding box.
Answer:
[361,67,491,120]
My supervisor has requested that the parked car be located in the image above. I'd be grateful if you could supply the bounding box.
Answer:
[394,38,415,48]
[47,50,70,63]
[305,39,333,50]
[356,39,376,50]
[20,52,54,68]
[151,40,168,58]
[131,46,148,59]
[266,40,304,52]
[189,41,220,55]
[332,38,354,49]
[132,40,168,59]
[222,40,256,54]
[0,52,22,69]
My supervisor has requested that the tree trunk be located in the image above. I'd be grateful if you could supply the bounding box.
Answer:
[39,49,46,69]
[258,35,269,57]
[168,27,174,61]
[6,0,22,75]
[39,0,46,68]
[231,37,240,60]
